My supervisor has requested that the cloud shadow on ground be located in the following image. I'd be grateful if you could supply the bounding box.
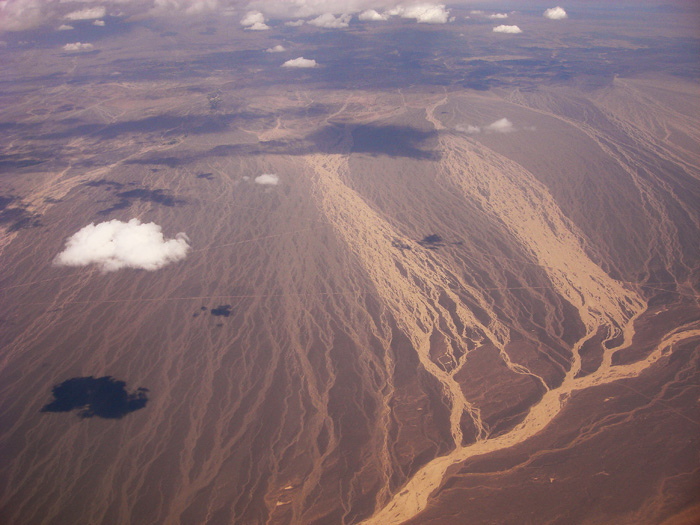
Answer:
[41,376,149,419]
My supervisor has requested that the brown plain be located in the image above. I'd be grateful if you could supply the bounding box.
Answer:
[0,32,699,525]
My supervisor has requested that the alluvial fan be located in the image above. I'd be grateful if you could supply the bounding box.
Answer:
[1,5,699,524]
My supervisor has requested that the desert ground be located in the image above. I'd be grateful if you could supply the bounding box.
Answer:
[1,3,699,524]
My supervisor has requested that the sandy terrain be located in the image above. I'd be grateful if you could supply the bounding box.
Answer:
[0,11,698,523]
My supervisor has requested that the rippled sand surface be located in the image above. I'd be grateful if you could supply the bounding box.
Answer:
[1,74,698,524]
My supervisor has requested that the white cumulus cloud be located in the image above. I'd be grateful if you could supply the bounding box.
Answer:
[58,24,74,31]
[358,9,387,21]
[308,12,351,28]
[182,0,219,15]
[484,118,515,133]
[254,174,279,185]
[390,3,450,24]
[265,44,286,53]
[240,10,269,30]
[285,19,305,27]
[62,42,94,52]
[493,24,522,34]
[247,0,386,19]
[282,57,317,68]
[54,219,190,272]
[544,6,567,20]
[455,124,481,134]
[488,13,508,19]
[151,0,220,16]
[458,118,517,134]
[93,19,105,26]
[65,6,106,20]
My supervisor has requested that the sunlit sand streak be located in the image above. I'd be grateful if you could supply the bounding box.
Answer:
[305,150,524,455]
[362,122,650,523]
[439,135,644,347]
[365,325,700,524]
[593,78,700,172]
[506,86,699,273]
[590,140,696,273]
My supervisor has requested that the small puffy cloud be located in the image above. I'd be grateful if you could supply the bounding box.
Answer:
[359,9,387,21]
[493,24,522,34]
[484,118,515,133]
[54,219,190,272]
[488,13,508,19]
[266,44,286,53]
[285,19,305,27]
[93,19,105,26]
[392,3,450,24]
[183,0,219,15]
[240,11,264,26]
[58,24,74,31]
[456,124,481,134]
[254,174,279,185]
[544,7,567,20]
[459,118,517,134]
[240,10,269,30]
[308,13,351,29]
[62,42,94,52]
[282,57,317,68]
[65,6,106,21]
[151,0,220,16]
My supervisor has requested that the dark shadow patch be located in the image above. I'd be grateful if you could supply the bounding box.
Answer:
[0,196,15,210]
[196,172,214,180]
[41,376,149,419]
[98,188,185,215]
[299,124,438,160]
[210,124,438,160]
[0,196,41,231]
[418,234,463,250]
[350,125,438,159]
[136,123,438,165]
[209,139,299,157]
[419,234,445,249]
[115,188,183,207]
[210,305,232,317]
[193,306,208,317]
[0,154,47,170]
[38,111,261,141]
[85,179,124,189]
